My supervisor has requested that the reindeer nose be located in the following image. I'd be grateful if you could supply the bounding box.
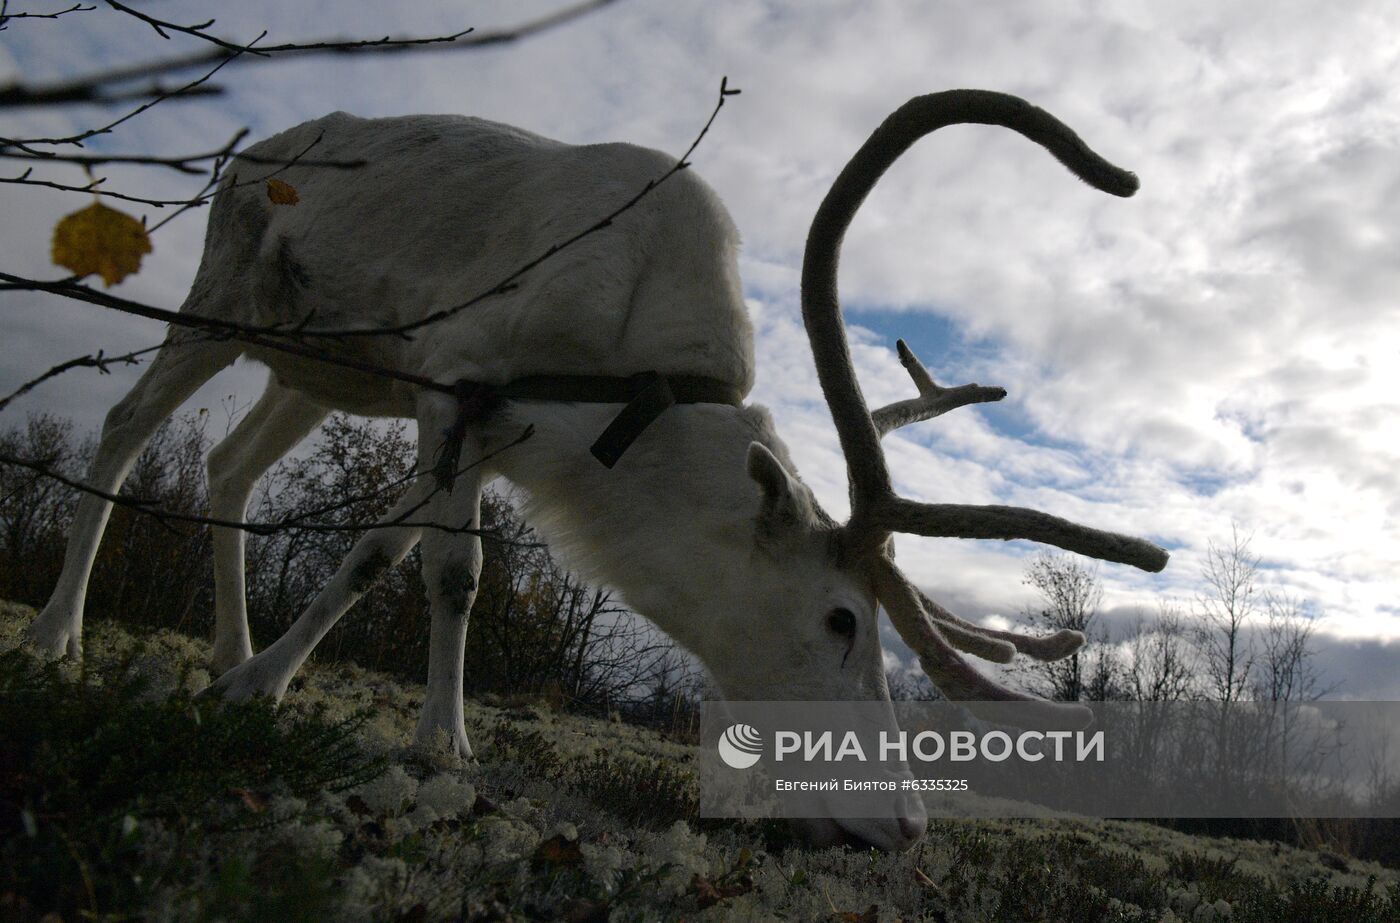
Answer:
[837,816,924,852]
[834,801,927,851]
[898,811,926,842]
[837,828,885,851]
[898,791,927,834]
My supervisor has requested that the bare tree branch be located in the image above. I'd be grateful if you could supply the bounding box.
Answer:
[0,76,740,357]
[0,0,619,109]
[0,1,94,29]
[0,149,311,209]
[0,343,164,413]
[0,128,364,175]
[5,39,248,148]
[0,273,456,394]
[0,425,535,537]
[102,0,468,57]
[0,168,222,206]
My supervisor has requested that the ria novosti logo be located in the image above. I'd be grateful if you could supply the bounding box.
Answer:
[716,724,1106,768]
[717,723,763,769]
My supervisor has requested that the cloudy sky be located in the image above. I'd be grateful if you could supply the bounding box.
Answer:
[2,1,1397,695]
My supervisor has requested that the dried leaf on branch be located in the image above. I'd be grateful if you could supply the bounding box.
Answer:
[266,178,299,205]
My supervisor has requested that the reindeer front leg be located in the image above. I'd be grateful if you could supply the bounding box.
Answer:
[207,390,487,761]
[414,459,483,760]
[205,474,430,703]
[409,389,487,759]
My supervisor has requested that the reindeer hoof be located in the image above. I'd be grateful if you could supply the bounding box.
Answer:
[202,652,291,704]
[413,717,474,762]
[23,611,82,661]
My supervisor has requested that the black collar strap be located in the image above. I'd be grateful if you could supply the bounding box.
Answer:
[447,371,743,474]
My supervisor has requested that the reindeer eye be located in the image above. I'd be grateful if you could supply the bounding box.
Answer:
[826,607,857,639]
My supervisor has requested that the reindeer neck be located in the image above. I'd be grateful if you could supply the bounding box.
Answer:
[489,401,777,650]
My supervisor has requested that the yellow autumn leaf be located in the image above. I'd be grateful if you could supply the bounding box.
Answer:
[51,201,153,287]
[266,178,299,205]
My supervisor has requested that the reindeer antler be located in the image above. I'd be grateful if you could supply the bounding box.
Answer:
[802,89,1167,724]
[870,339,1007,437]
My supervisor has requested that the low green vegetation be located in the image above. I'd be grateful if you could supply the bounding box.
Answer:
[3,602,1398,922]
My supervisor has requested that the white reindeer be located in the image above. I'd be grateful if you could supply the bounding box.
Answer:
[23,90,1166,850]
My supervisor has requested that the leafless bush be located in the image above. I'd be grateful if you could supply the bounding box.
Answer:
[0,410,690,714]
[1017,552,1121,701]
[1,411,212,631]
[0,414,82,605]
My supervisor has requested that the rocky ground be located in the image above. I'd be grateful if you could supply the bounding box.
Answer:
[3,600,1397,922]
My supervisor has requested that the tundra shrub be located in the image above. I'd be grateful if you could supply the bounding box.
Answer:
[0,645,385,922]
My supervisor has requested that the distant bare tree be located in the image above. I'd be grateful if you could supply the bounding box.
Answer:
[1111,601,1198,791]
[1253,592,1339,809]
[0,414,81,604]
[1081,638,1122,702]
[243,414,429,669]
[1019,552,1114,701]
[90,412,211,630]
[886,668,942,702]
[0,411,688,715]
[468,516,681,709]
[1194,525,1259,704]
[1254,592,1330,704]
[1124,601,1198,703]
[0,411,213,631]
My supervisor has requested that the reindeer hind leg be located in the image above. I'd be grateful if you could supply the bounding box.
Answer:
[25,332,240,659]
[207,382,328,674]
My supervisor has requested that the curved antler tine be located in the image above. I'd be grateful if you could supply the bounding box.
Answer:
[802,90,1138,556]
[871,340,1008,438]
[875,499,1169,572]
[880,536,1015,663]
[897,338,937,393]
[927,613,1017,664]
[871,557,1092,729]
[913,585,1086,663]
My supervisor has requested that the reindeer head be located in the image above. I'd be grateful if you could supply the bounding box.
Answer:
[703,90,1167,851]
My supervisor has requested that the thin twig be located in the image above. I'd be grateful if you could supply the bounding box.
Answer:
[0,169,210,206]
[0,135,362,175]
[143,167,223,231]
[0,0,618,109]
[0,154,304,209]
[10,40,249,147]
[0,343,164,413]
[0,135,245,174]
[0,427,535,538]
[0,1,94,29]
[103,0,468,57]
[0,273,456,394]
[0,78,739,362]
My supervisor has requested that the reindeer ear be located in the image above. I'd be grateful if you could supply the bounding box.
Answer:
[747,442,812,545]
